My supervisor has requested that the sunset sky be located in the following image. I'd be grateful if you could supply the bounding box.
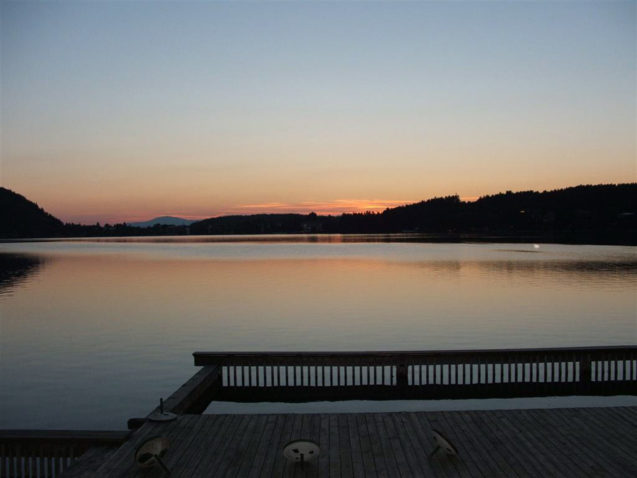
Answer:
[1,1,635,224]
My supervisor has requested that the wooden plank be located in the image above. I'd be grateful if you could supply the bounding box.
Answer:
[270,414,298,478]
[152,414,200,476]
[246,414,278,478]
[381,412,412,477]
[327,414,340,478]
[417,412,470,478]
[486,409,555,478]
[526,408,623,477]
[502,409,567,476]
[49,408,637,477]
[392,413,430,477]
[554,408,637,474]
[586,407,637,449]
[461,411,520,478]
[187,414,244,477]
[317,414,330,478]
[336,414,353,478]
[171,414,226,478]
[292,413,321,478]
[466,410,538,478]
[438,411,495,477]
[210,413,254,478]
[347,413,365,477]
[256,414,286,478]
[612,406,637,428]
[363,414,389,478]
[517,409,593,476]
[355,413,377,478]
[286,413,304,477]
[231,414,268,478]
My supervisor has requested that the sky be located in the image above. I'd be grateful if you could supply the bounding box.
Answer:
[1,1,635,224]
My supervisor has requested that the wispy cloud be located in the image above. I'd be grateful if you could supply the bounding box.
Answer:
[229,199,414,216]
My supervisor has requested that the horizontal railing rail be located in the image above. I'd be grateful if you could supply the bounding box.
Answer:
[0,429,129,478]
[194,346,637,401]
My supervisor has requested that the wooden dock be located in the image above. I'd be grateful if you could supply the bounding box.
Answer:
[75,407,637,477]
[2,346,636,477]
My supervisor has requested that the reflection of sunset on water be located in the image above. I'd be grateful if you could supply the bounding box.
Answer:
[1,240,635,428]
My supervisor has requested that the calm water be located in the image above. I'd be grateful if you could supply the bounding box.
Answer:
[0,236,635,429]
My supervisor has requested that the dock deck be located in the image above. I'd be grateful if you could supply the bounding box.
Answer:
[80,406,637,477]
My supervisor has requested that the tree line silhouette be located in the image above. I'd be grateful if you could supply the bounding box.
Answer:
[2,184,635,244]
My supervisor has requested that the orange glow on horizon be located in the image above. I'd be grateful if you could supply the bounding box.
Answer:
[61,199,415,225]
[232,199,414,216]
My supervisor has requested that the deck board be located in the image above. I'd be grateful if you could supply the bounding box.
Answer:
[81,407,637,477]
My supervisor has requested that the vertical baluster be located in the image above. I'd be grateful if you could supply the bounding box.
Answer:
[542,356,547,384]
[479,360,483,385]
[552,358,560,382]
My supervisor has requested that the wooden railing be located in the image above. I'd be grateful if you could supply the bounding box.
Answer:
[193,346,637,402]
[0,430,128,478]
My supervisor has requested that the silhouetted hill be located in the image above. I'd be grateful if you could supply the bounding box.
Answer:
[0,187,64,238]
[191,214,315,235]
[2,183,635,243]
[379,184,637,242]
[191,184,636,243]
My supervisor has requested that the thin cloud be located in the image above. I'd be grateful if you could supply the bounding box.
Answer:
[231,199,414,216]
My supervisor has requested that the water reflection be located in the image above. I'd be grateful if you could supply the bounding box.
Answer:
[0,254,47,297]
[0,241,635,429]
[0,233,554,244]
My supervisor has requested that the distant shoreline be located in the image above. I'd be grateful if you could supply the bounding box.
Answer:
[3,184,635,245]
[1,232,634,246]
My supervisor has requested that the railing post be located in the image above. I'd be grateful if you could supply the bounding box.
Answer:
[580,354,592,393]
[397,363,408,388]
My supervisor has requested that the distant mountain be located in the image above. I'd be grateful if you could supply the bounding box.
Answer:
[0,187,64,238]
[128,216,196,228]
[1,183,635,243]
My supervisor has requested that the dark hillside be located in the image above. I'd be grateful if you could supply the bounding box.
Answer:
[1,183,635,243]
[0,187,64,238]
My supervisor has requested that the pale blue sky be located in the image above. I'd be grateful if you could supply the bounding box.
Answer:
[1,1,635,223]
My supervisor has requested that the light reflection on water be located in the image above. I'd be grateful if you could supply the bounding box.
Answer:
[0,237,635,429]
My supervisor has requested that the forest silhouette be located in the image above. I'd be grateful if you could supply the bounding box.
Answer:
[1,184,635,244]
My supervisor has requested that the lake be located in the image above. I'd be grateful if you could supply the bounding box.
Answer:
[1,235,635,429]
